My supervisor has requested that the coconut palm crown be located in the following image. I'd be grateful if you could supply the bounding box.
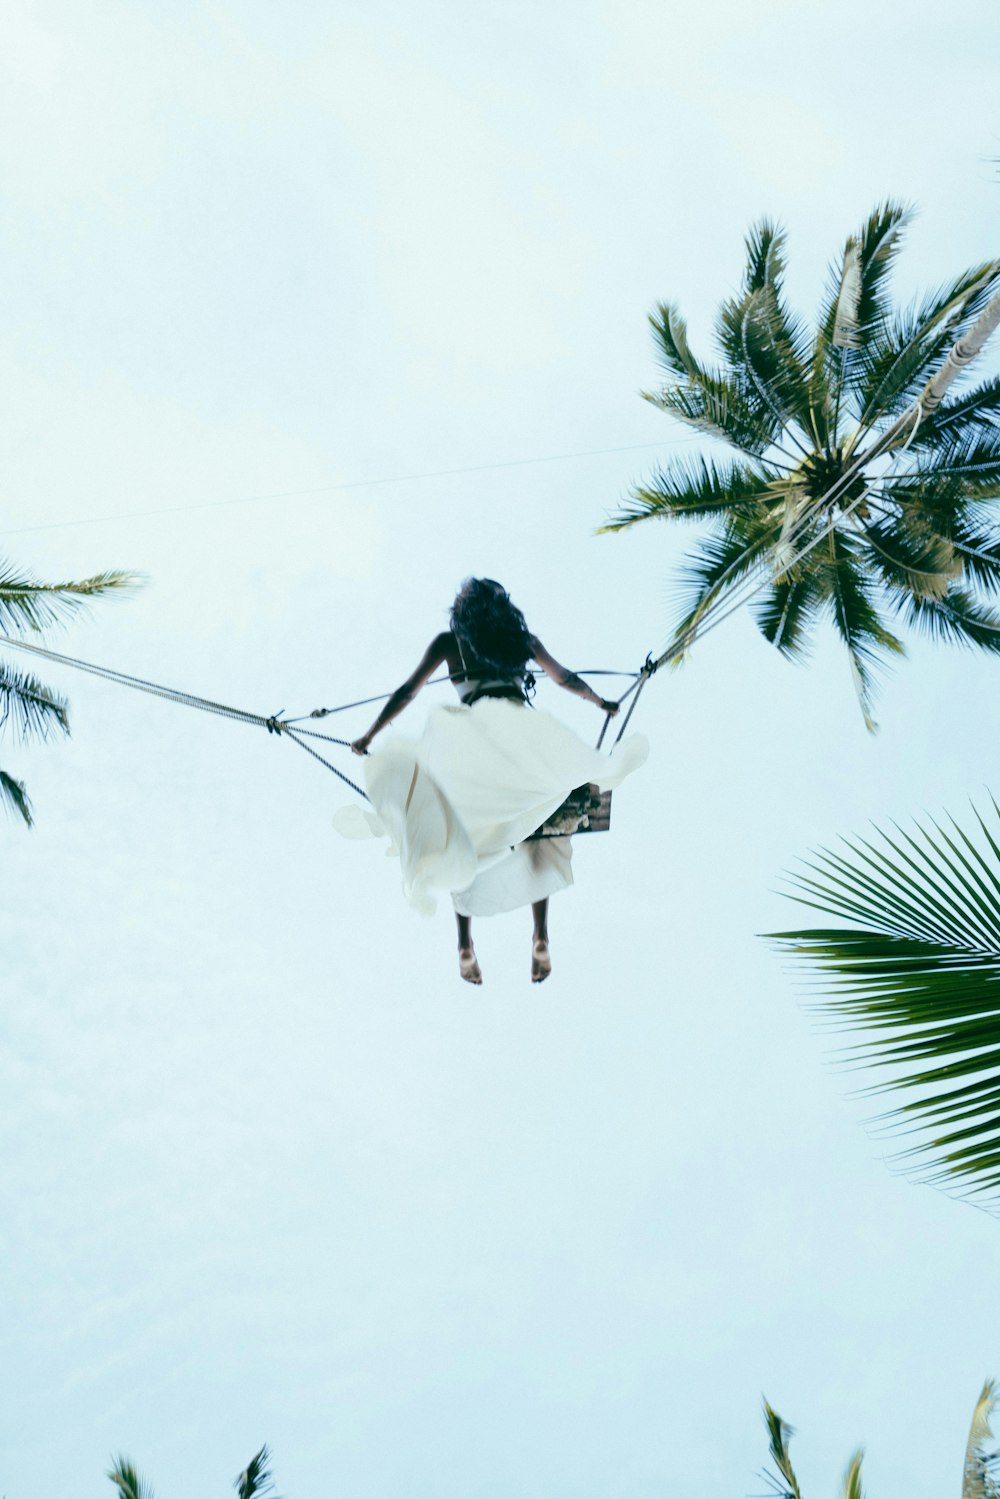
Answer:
[605,203,1000,728]
[0,559,136,824]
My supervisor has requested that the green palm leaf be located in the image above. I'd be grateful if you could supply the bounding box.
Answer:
[236,1445,277,1499]
[107,1457,156,1499]
[642,377,777,455]
[0,661,70,740]
[752,569,825,660]
[896,586,1000,653]
[0,562,138,633]
[761,1401,803,1499]
[0,768,32,825]
[768,797,1000,1206]
[821,534,904,731]
[600,456,774,531]
[854,263,1000,430]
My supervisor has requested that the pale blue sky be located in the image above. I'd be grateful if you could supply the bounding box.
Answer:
[2,3,1000,1496]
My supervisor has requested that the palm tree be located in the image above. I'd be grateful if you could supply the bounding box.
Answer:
[604,204,1000,728]
[107,1443,276,1498]
[768,796,1000,1209]
[0,558,135,824]
[759,1380,998,1498]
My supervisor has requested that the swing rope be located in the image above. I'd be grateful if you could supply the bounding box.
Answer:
[0,632,371,799]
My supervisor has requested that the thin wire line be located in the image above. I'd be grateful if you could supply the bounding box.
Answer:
[0,437,700,539]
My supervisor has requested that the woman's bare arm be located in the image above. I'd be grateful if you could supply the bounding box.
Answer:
[351,633,452,754]
[530,636,619,715]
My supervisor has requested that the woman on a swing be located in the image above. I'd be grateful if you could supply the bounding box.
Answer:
[335,578,648,984]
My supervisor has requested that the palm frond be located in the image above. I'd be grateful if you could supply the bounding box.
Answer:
[821,534,905,731]
[742,218,786,295]
[642,377,778,455]
[235,1445,277,1499]
[0,562,140,633]
[768,797,1000,1205]
[856,519,960,601]
[852,201,913,339]
[0,768,33,826]
[909,375,1000,452]
[669,507,783,639]
[884,425,1000,499]
[600,456,774,532]
[964,1380,1000,1499]
[648,301,706,380]
[107,1457,155,1499]
[0,662,70,741]
[761,1401,802,1499]
[841,1449,866,1499]
[832,243,863,351]
[853,263,1000,430]
[736,288,814,451]
[897,586,1000,653]
[752,570,825,660]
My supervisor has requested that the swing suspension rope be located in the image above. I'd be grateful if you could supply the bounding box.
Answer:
[3,281,998,793]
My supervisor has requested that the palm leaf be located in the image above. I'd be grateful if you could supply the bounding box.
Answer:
[236,1445,277,1499]
[0,562,139,633]
[761,1401,803,1499]
[857,518,960,601]
[752,569,825,660]
[768,797,1000,1206]
[964,1380,1000,1499]
[821,534,905,731]
[854,263,1000,430]
[909,375,1000,451]
[669,506,783,640]
[0,661,70,740]
[897,586,1000,653]
[642,377,778,455]
[107,1457,156,1499]
[600,456,774,532]
[0,768,33,825]
[841,1449,866,1499]
[648,300,707,380]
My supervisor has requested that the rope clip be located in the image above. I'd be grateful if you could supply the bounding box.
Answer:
[265,709,286,736]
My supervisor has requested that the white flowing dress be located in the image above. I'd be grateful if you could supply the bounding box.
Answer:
[333,676,648,917]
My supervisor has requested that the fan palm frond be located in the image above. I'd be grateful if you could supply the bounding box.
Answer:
[768,797,1000,1206]
[0,768,33,825]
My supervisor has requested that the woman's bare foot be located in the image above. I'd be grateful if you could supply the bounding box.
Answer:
[531,937,552,984]
[459,945,483,985]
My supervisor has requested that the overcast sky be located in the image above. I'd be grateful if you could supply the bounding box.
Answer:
[2,3,1000,1496]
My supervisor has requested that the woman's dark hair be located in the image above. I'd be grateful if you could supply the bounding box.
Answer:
[450,577,533,681]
